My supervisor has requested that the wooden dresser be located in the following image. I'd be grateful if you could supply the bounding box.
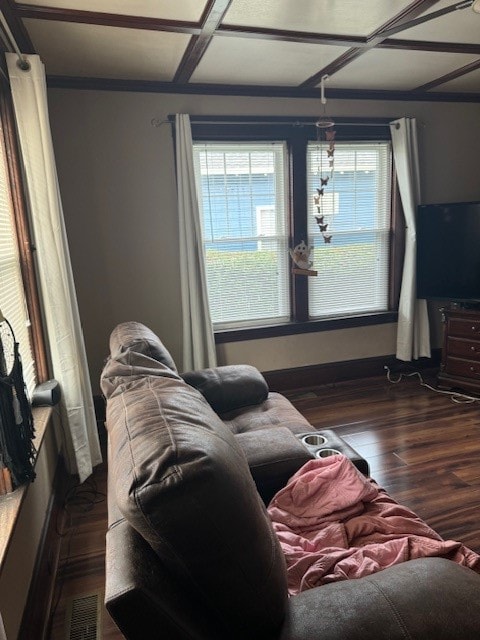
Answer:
[438,306,480,394]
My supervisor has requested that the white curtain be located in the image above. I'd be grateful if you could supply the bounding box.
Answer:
[390,117,431,361]
[175,114,217,371]
[7,54,102,483]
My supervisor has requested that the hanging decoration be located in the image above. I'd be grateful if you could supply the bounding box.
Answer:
[0,310,36,493]
[290,76,336,276]
[314,74,335,245]
[289,240,317,276]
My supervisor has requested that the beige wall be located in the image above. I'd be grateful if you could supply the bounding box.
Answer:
[46,89,480,391]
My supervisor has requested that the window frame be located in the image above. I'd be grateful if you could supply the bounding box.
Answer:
[188,115,403,344]
[0,79,48,384]
[193,140,291,328]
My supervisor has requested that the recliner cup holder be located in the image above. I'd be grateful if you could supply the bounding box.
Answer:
[298,433,344,462]
[301,434,327,446]
[316,448,342,458]
[296,430,369,475]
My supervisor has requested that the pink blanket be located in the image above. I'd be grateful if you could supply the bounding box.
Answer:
[268,456,480,595]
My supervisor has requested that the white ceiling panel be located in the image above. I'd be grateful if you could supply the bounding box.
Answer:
[326,49,479,91]
[24,19,191,80]
[15,0,207,22]
[396,0,480,44]
[431,67,480,92]
[191,36,349,86]
[224,0,414,37]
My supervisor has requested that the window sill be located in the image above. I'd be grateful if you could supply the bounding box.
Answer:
[214,311,398,344]
[0,406,53,572]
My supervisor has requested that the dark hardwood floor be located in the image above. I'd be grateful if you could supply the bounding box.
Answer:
[48,371,480,638]
[48,455,121,639]
[285,371,480,552]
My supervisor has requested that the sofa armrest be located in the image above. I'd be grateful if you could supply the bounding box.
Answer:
[181,364,268,414]
[235,427,314,503]
[106,519,227,640]
[279,557,480,640]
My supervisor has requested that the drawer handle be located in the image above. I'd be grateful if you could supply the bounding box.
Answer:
[471,346,479,352]
[472,326,479,332]
[470,366,479,375]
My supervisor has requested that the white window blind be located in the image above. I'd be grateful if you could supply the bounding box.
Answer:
[193,142,290,327]
[307,141,392,318]
[0,125,36,394]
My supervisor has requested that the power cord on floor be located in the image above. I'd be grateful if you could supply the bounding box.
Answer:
[384,366,480,404]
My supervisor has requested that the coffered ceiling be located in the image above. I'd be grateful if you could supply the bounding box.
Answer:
[0,0,479,100]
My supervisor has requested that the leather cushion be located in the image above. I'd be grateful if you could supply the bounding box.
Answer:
[221,391,314,435]
[182,364,269,413]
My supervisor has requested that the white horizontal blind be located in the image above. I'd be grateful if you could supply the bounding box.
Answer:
[193,142,290,327]
[307,141,392,318]
[0,125,36,394]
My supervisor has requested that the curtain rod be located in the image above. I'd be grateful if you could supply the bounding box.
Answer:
[0,9,30,71]
[152,117,394,128]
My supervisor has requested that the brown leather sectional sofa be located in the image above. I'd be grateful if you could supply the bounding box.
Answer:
[101,321,480,639]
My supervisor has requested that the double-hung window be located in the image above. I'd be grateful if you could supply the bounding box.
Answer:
[307,141,392,318]
[0,90,44,395]
[191,118,399,340]
[0,121,36,393]
[193,142,289,327]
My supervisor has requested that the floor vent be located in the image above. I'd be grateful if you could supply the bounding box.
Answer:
[64,591,103,640]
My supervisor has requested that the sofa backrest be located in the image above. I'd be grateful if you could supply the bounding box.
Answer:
[101,323,288,640]
[109,320,178,372]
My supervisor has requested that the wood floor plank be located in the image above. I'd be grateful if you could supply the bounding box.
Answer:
[453,463,480,485]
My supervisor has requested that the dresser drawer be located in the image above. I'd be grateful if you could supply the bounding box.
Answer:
[448,318,480,339]
[439,308,480,393]
[447,336,480,361]
[445,356,480,380]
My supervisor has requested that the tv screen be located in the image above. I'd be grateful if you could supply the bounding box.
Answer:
[416,201,480,302]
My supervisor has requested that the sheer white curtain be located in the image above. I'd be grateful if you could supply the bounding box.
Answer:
[390,117,430,361]
[175,114,217,371]
[7,54,102,483]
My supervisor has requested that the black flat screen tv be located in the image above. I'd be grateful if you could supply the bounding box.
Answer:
[416,200,480,303]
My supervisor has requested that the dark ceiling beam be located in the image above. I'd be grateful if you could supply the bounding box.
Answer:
[173,0,233,83]
[299,0,442,88]
[45,74,480,103]
[212,25,480,56]
[375,0,474,39]
[215,24,366,48]
[380,38,480,55]
[364,0,443,43]
[302,48,366,86]
[11,3,201,35]
[413,57,480,91]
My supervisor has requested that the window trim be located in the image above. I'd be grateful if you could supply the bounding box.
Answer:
[187,115,402,342]
[214,311,398,343]
[0,79,48,383]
